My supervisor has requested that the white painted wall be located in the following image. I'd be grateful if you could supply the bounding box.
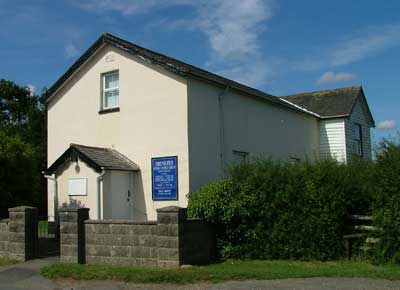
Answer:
[54,157,99,220]
[48,45,189,221]
[319,119,347,162]
[345,98,372,160]
[187,78,320,191]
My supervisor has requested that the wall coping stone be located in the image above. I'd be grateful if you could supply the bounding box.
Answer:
[0,219,9,223]
[9,206,37,212]
[85,220,157,225]
[156,206,184,213]
[59,207,90,212]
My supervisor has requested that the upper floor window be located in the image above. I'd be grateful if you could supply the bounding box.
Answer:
[102,71,119,110]
[354,123,363,156]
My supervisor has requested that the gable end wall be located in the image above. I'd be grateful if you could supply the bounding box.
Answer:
[345,98,372,160]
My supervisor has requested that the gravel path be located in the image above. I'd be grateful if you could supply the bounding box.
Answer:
[1,259,400,290]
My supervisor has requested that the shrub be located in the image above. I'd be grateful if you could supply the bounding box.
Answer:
[373,138,400,263]
[188,158,374,260]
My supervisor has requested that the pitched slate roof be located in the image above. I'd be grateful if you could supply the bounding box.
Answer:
[281,86,374,124]
[45,33,315,117]
[45,144,139,175]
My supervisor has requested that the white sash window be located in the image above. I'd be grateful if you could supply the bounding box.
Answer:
[103,71,119,109]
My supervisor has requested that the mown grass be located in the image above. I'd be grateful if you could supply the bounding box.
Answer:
[0,258,18,266]
[41,260,400,284]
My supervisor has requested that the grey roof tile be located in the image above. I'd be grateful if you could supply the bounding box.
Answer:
[70,144,139,171]
[281,86,362,118]
[45,144,139,175]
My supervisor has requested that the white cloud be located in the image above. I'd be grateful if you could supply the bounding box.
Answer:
[330,24,400,67]
[293,24,400,73]
[316,71,355,85]
[378,120,397,130]
[75,0,193,15]
[193,0,273,87]
[194,0,271,63]
[27,84,35,95]
[74,0,274,87]
[65,43,80,58]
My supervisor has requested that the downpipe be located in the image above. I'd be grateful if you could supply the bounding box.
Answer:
[97,168,106,220]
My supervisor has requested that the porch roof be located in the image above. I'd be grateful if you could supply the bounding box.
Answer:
[45,143,139,175]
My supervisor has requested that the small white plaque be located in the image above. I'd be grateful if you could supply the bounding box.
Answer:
[68,178,87,196]
[105,54,115,62]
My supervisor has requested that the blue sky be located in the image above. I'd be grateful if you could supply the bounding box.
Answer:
[1,0,399,142]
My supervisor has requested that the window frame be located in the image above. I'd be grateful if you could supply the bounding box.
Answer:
[354,123,363,156]
[102,70,119,110]
[232,150,249,163]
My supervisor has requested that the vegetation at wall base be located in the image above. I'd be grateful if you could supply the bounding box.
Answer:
[41,260,400,283]
[0,258,18,266]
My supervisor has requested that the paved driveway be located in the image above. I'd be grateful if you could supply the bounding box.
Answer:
[1,259,400,290]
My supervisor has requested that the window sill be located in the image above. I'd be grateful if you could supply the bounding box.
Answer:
[99,107,120,114]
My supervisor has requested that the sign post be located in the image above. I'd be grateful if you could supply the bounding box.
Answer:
[151,156,178,200]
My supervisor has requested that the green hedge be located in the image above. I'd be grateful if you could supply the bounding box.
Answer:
[373,139,400,263]
[188,158,376,261]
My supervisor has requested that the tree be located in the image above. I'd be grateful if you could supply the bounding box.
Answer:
[0,80,46,217]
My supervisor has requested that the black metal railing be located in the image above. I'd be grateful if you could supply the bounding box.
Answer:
[38,217,58,239]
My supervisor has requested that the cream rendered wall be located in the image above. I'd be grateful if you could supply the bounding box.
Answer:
[48,45,189,221]
[319,119,347,162]
[55,157,99,219]
[187,78,320,191]
[345,99,372,160]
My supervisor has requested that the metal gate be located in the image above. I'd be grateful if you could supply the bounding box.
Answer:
[37,217,60,258]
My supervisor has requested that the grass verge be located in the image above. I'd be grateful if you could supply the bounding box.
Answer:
[41,260,400,284]
[0,258,18,266]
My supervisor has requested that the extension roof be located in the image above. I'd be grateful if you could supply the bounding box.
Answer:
[45,33,314,116]
[281,86,375,126]
[45,143,139,175]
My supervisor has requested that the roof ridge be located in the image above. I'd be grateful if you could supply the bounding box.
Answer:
[281,85,362,98]
[45,32,318,118]
[70,143,109,151]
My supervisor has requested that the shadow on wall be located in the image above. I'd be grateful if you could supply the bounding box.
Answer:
[133,171,148,221]
[60,199,86,209]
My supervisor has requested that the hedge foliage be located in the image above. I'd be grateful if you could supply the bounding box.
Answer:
[188,158,376,261]
[188,138,400,262]
[373,139,400,263]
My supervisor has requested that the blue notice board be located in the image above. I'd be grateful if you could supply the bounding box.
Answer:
[152,156,178,200]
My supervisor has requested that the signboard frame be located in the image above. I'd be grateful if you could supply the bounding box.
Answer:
[151,156,179,201]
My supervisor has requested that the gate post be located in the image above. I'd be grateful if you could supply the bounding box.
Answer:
[8,206,38,261]
[59,207,89,264]
[156,206,187,267]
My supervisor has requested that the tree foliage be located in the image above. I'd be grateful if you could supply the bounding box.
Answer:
[0,79,46,217]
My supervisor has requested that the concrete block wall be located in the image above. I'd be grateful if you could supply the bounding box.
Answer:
[59,206,215,267]
[5,207,38,261]
[59,207,89,263]
[0,220,9,259]
[85,221,158,267]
